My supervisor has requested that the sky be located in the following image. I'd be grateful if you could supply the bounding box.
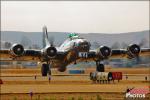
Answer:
[1,1,149,33]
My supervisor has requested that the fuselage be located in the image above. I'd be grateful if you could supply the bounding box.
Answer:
[52,34,91,72]
[59,35,90,52]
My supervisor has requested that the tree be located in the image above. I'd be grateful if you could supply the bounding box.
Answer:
[20,35,31,48]
[32,44,40,49]
[121,42,128,49]
[111,42,120,49]
[4,42,11,49]
[92,41,100,49]
[139,38,148,47]
[49,36,55,46]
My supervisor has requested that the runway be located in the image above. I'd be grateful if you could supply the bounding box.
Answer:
[1,74,150,81]
[0,68,150,100]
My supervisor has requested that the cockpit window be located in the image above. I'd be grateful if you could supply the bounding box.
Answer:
[68,33,83,40]
[60,39,70,47]
[68,33,78,38]
[60,33,84,48]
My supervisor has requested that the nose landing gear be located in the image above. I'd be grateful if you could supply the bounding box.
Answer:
[96,61,105,72]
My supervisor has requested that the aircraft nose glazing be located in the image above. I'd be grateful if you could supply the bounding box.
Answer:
[78,41,90,51]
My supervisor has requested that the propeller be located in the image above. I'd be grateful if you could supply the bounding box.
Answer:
[127,44,141,65]
[49,36,55,47]
[136,39,148,64]
[139,38,147,47]
[97,46,112,59]
[42,26,57,58]
[10,44,24,56]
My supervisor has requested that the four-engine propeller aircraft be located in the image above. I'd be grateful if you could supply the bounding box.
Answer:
[0,26,150,76]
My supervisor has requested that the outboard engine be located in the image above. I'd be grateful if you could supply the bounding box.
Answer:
[43,46,57,58]
[10,44,24,56]
[127,44,141,58]
[96,46,112,59]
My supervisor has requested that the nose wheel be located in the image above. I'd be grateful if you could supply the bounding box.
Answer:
[96,61,105,72]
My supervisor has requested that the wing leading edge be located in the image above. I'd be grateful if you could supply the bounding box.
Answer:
[87,48,150,61]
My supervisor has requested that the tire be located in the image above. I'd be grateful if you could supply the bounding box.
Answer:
[41,64,49,76]
[90,72,93,80]
[96,64,104,72]
[48,69,51,75]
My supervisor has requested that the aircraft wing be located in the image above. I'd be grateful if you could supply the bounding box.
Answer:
[0,49,42,61]
[87,47,150,61]
[0,48,66,62]
[0,26,67,62]
[111,48,150,58]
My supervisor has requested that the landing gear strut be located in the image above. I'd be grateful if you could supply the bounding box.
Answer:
[96,61,105,72]
[41,63,51,76]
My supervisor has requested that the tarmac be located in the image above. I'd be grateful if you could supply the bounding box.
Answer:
[0,68,150,100]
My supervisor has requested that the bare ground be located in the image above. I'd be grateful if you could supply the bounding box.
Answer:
[0,68,150,100]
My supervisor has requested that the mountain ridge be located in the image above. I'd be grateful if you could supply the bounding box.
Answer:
[1,30,149,48]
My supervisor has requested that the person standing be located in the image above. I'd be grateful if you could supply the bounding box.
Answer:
[145,76,147,81]
[29,91,33,100]
[126,75,128,80]
[48,76,51,84]
[34,75,37,80]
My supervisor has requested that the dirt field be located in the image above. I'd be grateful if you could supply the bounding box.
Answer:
[1,67,150,75]
[0,68,150,100]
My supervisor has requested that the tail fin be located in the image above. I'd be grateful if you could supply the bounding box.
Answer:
[43,26,50,47]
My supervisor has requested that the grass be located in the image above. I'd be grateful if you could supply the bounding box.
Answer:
[43,98,49,100]
[68,97,75,100]
[96,95,102,100]
[11,95,103,100]
[49,98,56,100]
[13,96,17,100]
[78,96,84,100]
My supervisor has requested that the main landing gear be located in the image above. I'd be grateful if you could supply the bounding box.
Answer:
[41,63,51,76]
[96,61,105,72]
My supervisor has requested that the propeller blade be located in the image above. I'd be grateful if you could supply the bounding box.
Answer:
[139,38,147,47]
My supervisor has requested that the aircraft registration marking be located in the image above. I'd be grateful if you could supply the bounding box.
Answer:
[78,52,88,58]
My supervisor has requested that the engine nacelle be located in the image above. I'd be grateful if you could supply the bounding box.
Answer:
[43,46,57,58]
[96,46,112,59]
[127,44,141,58]
[10,44,24,57]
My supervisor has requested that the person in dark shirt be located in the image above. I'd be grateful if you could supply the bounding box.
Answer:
[145,76,147,81]
[48,76,51,83]
[126,75,128,80]
[34,75,37,80]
